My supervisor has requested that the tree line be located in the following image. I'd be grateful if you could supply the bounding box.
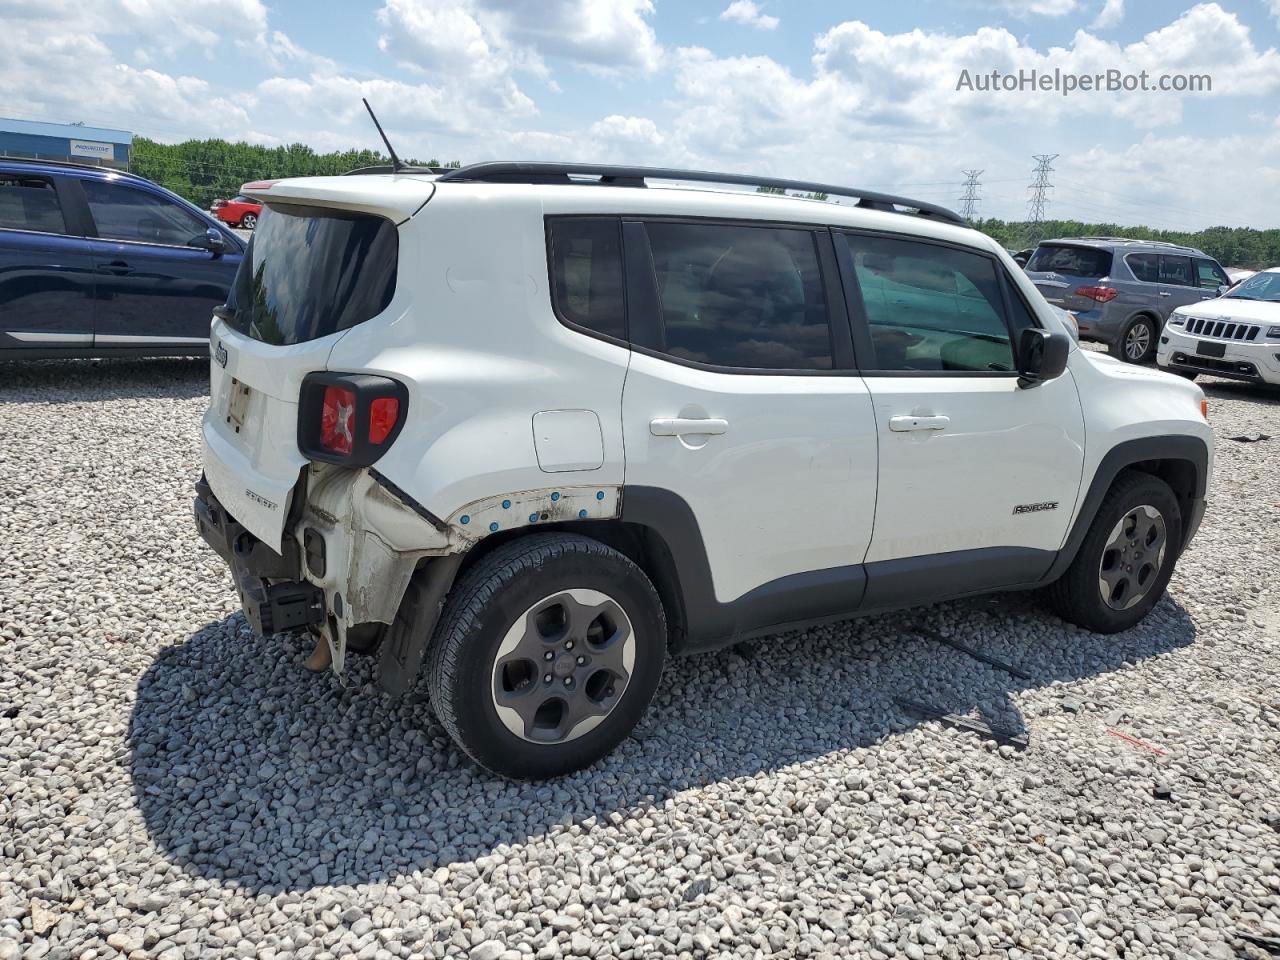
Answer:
[131,138,1278,268]
[130,136,458,210]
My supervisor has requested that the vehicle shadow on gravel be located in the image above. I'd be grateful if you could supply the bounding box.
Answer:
[0,357,208,404]
[129,591,1197,894]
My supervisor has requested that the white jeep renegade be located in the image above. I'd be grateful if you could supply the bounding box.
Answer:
[195,161,1213,778]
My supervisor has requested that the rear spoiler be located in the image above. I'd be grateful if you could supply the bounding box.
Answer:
[238,175,435,224]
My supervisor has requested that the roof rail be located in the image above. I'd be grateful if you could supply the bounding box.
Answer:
[342,164,456,176]
[0,155,142,179]
[436,161,968,226]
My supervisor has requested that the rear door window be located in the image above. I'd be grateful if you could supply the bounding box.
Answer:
[1126,253,1158,283]
[82,180,209,246]
[643,221,832,370]
[225,203,397,345]
[1026,244,1113,277]
[1158,255,1194,286]
[0,175,67,234]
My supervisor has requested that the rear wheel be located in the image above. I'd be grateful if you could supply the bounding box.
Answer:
[1110,315,1157,363]
[1044,471,1182,633]
[426,534,666,778]
[240,212,257,230]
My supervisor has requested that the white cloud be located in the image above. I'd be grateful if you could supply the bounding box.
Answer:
[980,0,1080,17]
[0,0,270,57]
[590,114,664,144]
[1091,0,1124,28]
[377,0,661,83]
[719,1,779,31]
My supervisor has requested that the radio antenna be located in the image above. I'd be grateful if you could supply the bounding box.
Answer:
[362,98,404,173]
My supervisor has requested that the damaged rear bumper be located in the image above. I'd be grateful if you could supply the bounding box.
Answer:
[194,475,325,636]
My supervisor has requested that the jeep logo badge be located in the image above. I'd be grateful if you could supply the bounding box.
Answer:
[215,341,228,368]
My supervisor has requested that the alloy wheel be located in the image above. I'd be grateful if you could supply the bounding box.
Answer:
[490,589,635,744]
[1124,321,1152,361]
[1098,504,1167,610]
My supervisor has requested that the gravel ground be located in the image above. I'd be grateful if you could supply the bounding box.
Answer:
[1,359,1278,960]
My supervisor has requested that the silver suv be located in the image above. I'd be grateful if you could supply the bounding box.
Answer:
[1025,237,1230,363]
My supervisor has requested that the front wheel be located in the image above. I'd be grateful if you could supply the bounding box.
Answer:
[426,534,667,778]
[1110,315,1157,363]
[1044,471,1182,633]
[239,212,257,230]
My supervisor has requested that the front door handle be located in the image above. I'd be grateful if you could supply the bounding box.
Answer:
[889,415,950,432]
[98,261,133,276]
[650,417,729,437]
[1158,291,1171,297]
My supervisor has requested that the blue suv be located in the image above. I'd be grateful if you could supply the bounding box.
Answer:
[0,159,243,360]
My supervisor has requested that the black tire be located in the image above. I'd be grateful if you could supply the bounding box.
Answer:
[1109,315,1157,363]
[240,213,257,230]
[1044,470,1182,633]
[426,533,666,779]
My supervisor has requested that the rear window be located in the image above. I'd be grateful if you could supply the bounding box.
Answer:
[224,203,397,345]
[1026,244,1113,277]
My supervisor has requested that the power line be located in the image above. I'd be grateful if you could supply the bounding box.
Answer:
[959,169,983,221]
[1026,154,1059,244]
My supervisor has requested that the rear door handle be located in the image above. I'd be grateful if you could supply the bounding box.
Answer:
[650,417,729,437]
[889,415,950,432]
[1158,291,1171,297]
[98,261,133,276]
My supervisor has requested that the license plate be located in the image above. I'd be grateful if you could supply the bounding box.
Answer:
[1196,341,1226,358]
[226,379,251,430]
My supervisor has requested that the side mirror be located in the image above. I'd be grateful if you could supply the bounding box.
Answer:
[1216,284,1229,297]
[190,228,226,257]
[1017,327,1070,388]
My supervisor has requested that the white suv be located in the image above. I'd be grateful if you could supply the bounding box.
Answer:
[1157,267,1280,385]
[195,162,1213,778]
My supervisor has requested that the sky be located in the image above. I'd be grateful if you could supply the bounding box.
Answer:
[2,0,1279,230]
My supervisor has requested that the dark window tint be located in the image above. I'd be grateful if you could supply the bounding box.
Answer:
[1158,254,1194,286]
[1195,258,1228,290]
[224,203,397,346]
[645,222,831,370]
[83,181,210,246]
[548,218,625,340]
[847,234,1015,373]
[1126,253,1158,283]
[0,175,66,234]
[1026,244,1113,277]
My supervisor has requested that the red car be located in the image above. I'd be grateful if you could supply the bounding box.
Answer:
[211,195,262,229]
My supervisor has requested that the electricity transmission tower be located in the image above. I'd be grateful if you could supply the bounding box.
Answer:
[958,169,983,221]
[1026,154,1059,244]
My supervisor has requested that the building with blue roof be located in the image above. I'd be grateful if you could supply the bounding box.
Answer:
[0,117,132,169]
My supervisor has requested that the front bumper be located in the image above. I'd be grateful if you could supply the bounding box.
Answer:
[1157,329,1280,385]
[194,475,324,636]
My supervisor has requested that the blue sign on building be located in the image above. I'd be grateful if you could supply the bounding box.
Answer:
[0,117,132,169]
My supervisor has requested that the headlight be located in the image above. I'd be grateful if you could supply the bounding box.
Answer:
[1268,326,1280,338]
[1169,314,1186,326]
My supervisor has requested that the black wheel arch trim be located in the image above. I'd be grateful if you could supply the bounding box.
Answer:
[1043,434,1209,584]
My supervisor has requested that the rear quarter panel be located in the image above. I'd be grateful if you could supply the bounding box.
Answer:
[323,187,629,520]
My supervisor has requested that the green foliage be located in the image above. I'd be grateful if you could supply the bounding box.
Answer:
[131,137,460,209]
[973,217,1280,270]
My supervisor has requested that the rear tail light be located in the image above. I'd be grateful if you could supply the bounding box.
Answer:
[1076,286,1118,303]
[299,373,408,466]
[319,385,356,455]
